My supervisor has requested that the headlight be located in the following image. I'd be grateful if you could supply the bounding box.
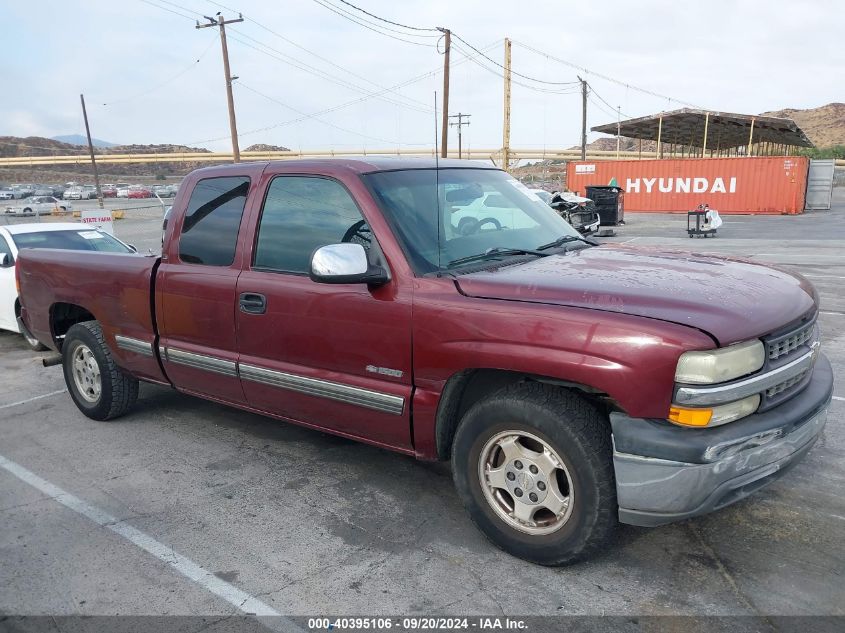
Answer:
[675,339,765,384]
[669,394,760,428]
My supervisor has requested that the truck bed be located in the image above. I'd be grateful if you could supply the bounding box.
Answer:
[17,249,168,384]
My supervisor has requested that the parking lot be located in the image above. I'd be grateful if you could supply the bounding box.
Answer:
[1,190,843,625]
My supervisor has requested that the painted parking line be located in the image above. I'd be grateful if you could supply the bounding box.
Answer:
[0,453,300,630]
[0,389,67,410]
[833,396,845,402]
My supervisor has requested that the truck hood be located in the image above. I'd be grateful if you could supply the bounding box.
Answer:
[454,245,817,346]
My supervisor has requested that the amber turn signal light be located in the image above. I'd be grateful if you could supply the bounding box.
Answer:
[668,406,713,427]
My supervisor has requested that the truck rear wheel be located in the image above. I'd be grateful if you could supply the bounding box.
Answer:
[62,321,138,421]
[451,383,617,565]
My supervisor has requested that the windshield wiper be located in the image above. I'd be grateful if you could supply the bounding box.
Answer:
[446,246,549,268]
[536,234,599,251]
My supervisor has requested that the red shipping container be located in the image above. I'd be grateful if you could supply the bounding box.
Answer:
[566,157,808,214]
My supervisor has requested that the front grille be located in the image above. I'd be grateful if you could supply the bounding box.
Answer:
[766,369,810,398]
[767,320,815,360]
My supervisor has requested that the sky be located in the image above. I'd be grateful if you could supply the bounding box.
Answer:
[1,0,842,153]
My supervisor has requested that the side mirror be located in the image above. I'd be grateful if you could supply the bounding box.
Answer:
[127,244,138,253]
[0,253,10,267]
[310,243,388,286]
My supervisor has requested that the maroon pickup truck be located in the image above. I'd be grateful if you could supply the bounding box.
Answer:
[17,158,832,565]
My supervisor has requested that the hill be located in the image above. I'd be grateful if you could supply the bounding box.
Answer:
[51,134,118,148]
[760,103,845,148]
[0,136,215,182]
[244,143,292,152]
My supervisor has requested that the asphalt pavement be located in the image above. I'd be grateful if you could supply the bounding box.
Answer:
[0,190,843,625]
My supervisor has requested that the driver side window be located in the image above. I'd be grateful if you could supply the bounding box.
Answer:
[253,176,373,274]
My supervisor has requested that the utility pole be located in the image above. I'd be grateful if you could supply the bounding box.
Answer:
[502,38,512,171]
[197,13,244,162]
[449,113,471,159]
[616,105,621,159]
[80,94,103,209]
[578,76,587,161]
[438,28,451,158]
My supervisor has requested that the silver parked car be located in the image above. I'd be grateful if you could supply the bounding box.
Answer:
[4,196,72,216]
[63,187,85,200]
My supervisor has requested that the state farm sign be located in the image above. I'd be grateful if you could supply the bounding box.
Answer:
[80,210,114,235]
[566,157,808,215]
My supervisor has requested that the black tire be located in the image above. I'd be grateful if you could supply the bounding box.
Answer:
[451,382,617,565]
[62,321,138,421]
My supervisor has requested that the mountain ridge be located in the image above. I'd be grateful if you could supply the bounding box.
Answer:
[51,134,118,148]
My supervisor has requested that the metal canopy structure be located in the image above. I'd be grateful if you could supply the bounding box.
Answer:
[591,108,813,155]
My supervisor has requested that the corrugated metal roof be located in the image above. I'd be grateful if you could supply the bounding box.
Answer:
[591,108,814,149]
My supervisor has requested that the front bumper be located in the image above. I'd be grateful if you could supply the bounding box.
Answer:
[580,219,600,234]
[611,353,833,527]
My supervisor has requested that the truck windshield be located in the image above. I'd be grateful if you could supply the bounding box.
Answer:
[12,230,132,253]
[364,168,583,274]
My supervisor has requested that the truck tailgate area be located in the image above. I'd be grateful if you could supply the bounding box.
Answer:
[17,249,167,384]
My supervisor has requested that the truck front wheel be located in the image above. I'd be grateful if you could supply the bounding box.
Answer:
[62,321,139,420]
[451,383,617,565]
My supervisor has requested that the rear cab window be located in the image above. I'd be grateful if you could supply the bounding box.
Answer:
[178,176,250,266]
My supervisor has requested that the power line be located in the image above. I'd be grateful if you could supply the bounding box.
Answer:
[589,84,631,119]
[137,0,196,21]
[226,29,432,113]
[100,32,219,106]
[137,0,438,124]
[309,0,436,47]
[183,41,500,147]
[588,95,618,120]
[511,39,704,109]
[317,0,439,38]
[156,0,205,16]
[236,82,428,146]
[450,33,579,86]
[334,0,439,32]
[451,43,579,95]
[207,0,433,111]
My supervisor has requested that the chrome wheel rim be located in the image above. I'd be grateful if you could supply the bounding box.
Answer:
[71,343,101,403]
[478,430,574,535]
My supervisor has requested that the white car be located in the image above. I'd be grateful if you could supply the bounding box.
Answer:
[0,223,135,350]
[447,186,544,237]
[116,186,130,198]
[527,188,553,205]
[63,187,85,200]
[4,196,72,216]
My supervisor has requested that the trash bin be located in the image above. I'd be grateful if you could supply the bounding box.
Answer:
[585,185,625,226]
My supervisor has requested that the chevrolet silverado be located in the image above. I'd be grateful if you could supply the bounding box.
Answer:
[17,158,832,565]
